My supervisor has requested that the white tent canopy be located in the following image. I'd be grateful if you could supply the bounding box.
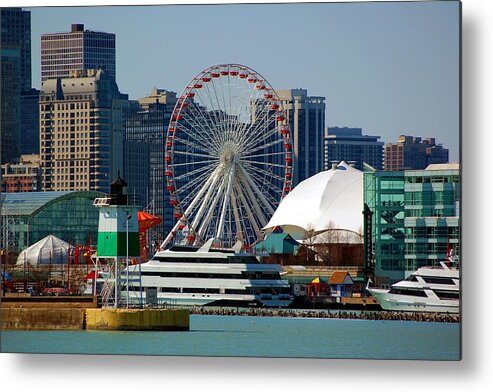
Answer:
[16,235,71,266]
[264,161,363,240]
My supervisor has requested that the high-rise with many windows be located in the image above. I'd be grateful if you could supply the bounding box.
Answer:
[39,69,127,193]
[41,24,116,83]
[324,127,384,171]
[384,135,449,171]
[275,89,325,186]
[124,89,177,246]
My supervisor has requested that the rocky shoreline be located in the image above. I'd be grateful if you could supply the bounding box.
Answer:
[188,306,460,323]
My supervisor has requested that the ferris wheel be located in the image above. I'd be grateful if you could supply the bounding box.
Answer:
[161,64,293,249]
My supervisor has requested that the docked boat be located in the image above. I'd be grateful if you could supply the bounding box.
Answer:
[121,239,294,308]
[366,257,460,313]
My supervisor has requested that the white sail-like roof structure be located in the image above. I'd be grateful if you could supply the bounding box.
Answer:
[16,235,71,266]
[264,161,363,240]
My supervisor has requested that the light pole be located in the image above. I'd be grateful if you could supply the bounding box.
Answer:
[126,212,130,308]
[138,253,143,308]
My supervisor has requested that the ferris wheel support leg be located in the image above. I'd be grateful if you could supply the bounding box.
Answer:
[237,164,276,216]
[216,164,236,240]
[230,185,243,242]
[234,180,262,236]
[196,172,228,240]
[236,172,268,230]
[190,167,223,231]
[161,166,221,249]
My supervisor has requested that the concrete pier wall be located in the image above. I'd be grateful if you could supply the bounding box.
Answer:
[1,298,190,331]
[1,308,85,330]
[85,308,190,331]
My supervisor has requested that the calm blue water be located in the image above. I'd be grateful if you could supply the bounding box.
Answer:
[1,315,460,360]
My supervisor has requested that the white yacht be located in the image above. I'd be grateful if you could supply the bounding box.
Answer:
[367,257,460,313]
[122,239,294,308]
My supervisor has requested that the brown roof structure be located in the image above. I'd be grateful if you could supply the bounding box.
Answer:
[329,271,353,285]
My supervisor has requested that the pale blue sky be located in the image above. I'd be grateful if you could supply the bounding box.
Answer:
[28,1,460,161]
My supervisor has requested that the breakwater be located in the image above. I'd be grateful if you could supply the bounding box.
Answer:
[188,306,460,323]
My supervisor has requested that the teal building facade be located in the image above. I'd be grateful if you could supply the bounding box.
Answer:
[363,169,405,285]
[364,163,460,286]
[403,164,460,274]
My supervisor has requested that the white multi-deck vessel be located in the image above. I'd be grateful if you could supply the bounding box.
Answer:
[367,257,460,313]
[122,239,294,308]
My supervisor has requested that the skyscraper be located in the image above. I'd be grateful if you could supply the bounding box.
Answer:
[1,8,31,165]
[1,45,20,165]
[20,88,40,155]
[384,135,449,171]
[324,127,384,171]
[124,88,177,244]
[39,69,127,193]
[1,8,31,91]
[275,89,325,186]
[41,24,116,82]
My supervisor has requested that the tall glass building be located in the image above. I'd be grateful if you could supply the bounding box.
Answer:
[0,45,21,164]
[1,8,31,92]
[1,8,31,164]
[1,191,103,254]
[275,89,325,186]
[124,89,177,246]
[20,88,40,155]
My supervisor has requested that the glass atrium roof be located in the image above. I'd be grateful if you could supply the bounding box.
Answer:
[0,192,100,217]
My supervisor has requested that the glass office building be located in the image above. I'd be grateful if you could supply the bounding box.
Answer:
[1,8,31,164]
[364,163,460,286]
[404,164,460,273]
[275,89,325,186]
[124,89,176,246]
[364,169,405,285]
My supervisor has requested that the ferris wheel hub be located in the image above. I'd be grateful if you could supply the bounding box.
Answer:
[220,142,239,166]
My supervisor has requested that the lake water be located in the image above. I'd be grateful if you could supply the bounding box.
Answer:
[1,315,460,360]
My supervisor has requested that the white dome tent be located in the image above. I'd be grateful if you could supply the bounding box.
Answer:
[263,161,363,241]
[16,235,71,266]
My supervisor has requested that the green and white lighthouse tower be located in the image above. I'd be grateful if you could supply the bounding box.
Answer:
[94,173,140,308]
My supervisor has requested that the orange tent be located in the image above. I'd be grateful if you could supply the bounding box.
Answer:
[137,211,163,260]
